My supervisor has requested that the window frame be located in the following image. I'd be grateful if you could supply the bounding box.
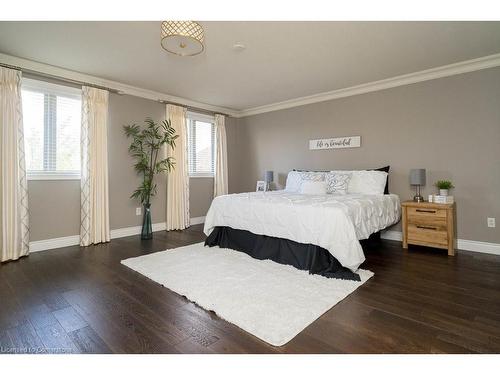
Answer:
[186,111,216,178]
[22,78,82,181]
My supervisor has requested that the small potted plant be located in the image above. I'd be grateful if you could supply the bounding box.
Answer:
[435,180,454,196]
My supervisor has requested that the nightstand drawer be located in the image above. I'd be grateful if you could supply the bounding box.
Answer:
[407,210,447,228]
[407,206,446,219]
[407,223,448,246]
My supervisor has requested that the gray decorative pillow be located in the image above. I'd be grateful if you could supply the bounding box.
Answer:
[298,172,326,190]
[325,172,351,194]
[299,171,326,182]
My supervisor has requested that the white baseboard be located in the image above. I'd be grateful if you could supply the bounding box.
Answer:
[29,235,81,252]
[190,216,206,225]
[29,219,499,256]
[29,216,206,253]
[456,239,500,256]
[380,230,500,256]
[109,222,167,239]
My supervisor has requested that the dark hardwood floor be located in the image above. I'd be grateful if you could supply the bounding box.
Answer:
[1,225,500,354]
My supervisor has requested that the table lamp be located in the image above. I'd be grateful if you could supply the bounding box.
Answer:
[265,171,274,191]
[410,168,426,202]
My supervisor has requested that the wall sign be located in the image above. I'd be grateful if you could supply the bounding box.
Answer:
[309,136,361,150]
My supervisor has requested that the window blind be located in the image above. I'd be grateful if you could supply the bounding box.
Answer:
[186,113,215,176]
[21,78,82,179]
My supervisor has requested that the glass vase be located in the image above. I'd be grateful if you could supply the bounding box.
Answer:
[141,203,153,240]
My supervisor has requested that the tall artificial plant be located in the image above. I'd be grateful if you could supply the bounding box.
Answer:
[124,118,178,239]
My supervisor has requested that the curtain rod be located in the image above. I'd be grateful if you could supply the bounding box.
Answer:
[158,99,229,117]
[1,62,231,117]
[0,62,120,93]
[0,62,21,71]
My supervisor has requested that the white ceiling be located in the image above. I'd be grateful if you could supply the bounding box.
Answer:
[1,21,500,111]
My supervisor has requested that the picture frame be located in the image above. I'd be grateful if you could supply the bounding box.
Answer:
[256,180,266,192]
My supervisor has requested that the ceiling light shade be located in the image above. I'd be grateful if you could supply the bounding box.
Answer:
[161,21,204,56]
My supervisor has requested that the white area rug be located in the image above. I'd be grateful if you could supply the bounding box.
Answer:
[121,242,373,346]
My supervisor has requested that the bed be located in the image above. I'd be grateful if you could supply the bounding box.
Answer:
[204,169,401,281]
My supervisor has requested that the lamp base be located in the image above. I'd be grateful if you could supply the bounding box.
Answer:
[413,195,424,202]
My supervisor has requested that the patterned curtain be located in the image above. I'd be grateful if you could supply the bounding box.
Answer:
[166,104,190,230]
[213,114,228,197]
[0,67,29,262]
[80,86,110,246]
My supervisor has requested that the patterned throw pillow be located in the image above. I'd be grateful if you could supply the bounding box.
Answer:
[299,171,326,182]
[286,171,327,192]
[325,172,351,194]
[299,171,326,190]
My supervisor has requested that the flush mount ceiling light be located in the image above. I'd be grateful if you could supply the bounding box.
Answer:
[161,21,204,56]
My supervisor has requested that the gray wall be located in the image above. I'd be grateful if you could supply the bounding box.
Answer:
[28,180,80,241]
[232,67,500,244]
[107,94,167,230]
[29,92,222,241]
[27,68,500,244]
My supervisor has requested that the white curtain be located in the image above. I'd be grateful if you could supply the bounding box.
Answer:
[0,67,29,262]
[214,114,228,197]
[80,86,110,246]
[166,104,190,230]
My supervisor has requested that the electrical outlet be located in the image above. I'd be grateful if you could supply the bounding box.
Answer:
[136,207,142,216]
[487,217,496,228]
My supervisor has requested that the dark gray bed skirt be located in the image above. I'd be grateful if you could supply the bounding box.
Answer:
[205,226,361,281]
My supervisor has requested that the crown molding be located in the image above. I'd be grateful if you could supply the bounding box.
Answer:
[0,53,239,117]
[236,52,500,118]
[4,51,500,119]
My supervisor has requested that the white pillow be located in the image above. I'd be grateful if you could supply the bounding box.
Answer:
[325,172,351,194]
[299,180,327,195]
[347,170,388,195]
[285,171,302,192]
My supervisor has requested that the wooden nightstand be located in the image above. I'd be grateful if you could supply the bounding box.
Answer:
[401,200,456,256]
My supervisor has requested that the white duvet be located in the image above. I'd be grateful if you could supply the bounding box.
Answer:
[204,191,401,271]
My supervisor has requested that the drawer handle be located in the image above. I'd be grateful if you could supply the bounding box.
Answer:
[416,225,437,230]
[415,209,436,213]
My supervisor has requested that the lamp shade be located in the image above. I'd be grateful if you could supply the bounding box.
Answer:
[409,169,426,186]
[265,171,274,183]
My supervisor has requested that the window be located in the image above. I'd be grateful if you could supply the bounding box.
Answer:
[186,112,215,177]
[22,78,82,179]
